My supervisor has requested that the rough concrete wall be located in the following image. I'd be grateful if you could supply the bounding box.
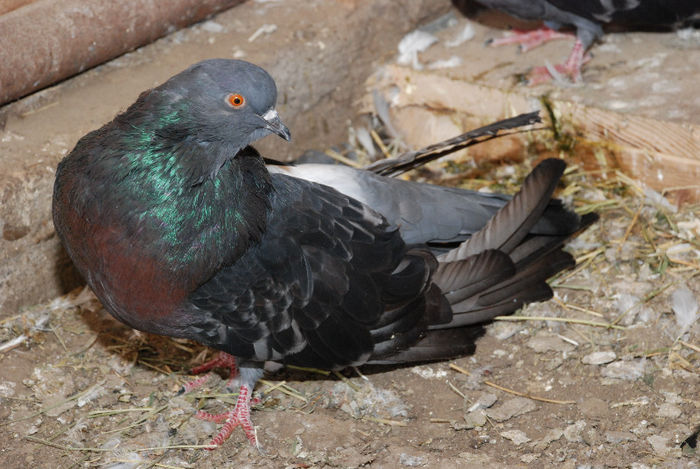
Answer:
[0,0,452,317]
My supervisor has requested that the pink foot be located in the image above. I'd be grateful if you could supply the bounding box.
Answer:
[180,353,263,448]
[488,27,573,52]
[179,352,238,394]
[197,384,259,448]
[527,39,590,85]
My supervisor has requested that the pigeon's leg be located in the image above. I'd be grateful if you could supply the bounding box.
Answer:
[195,364,265,449]
[488,27,572,52]
[197,384,258,448]
[527,38,589,85]
[179,352,238,394]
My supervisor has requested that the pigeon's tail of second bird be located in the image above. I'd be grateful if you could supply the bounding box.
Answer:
[368,158,597,365]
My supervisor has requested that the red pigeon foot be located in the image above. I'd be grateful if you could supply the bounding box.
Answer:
[488,27,572,52]
[180,352,239,394]
[527,38,589,85]
[196,384,258,448]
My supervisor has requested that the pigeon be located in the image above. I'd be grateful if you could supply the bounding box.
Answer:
[53,59,596,449]
[467,0,700,84]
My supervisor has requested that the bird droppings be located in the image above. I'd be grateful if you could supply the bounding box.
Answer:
[330,381,409,420]
[399,452,426,467]
[445,23,475,47]
[397,30,439,70]
[247,24,277,43]
[427,56,463,70]
[409,366,448,380]
[671,286,699,334]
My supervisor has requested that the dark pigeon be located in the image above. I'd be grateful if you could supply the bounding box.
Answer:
[53,59,596,449]
[467,0,700,83]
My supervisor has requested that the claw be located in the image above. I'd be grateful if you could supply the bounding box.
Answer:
[180,352,239,393]
[488,27,573,52]
[198,384,258,448]
[179,353,261,448]
[526,39,588,85]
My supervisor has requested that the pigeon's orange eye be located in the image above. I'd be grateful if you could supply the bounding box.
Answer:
[226,93,245,108]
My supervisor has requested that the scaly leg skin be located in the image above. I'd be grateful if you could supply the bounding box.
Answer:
[488,27,573,53]
[178,352,239,394]
[527,38,589,85]
[179,353,263,449]
[197,384,259,449]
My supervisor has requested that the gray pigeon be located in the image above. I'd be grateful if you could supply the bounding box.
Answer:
[467,0,700,83]
[53,59,596,448]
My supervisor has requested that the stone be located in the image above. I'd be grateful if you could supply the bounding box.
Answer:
[468,393,497,412]
[462,409,487,428]
[526,334,575,353]
[601,360,645,380]
[486,397,537,422]
[500,429,530,445]
[582,351,616,365]
[563,420,587,443]
[656,403,682,419]
[605,431,636,443]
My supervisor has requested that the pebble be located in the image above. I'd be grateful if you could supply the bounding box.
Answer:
[500,430,531,445]
[201,21,224,33]
[661,391,682,404]
[582,351,616,365]
[526,335,575,353]
[647,435,672,456]
[468,393,497,412]
[486,397,537,422]
[520,453,540,463]
[656,403,682,418]
[532,428,563,451]
[601,359,645,380]
[463,409,487,428]
[563,420,587,442]
[605,431,636,443]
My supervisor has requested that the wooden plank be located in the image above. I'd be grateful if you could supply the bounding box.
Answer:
[364,65,700,202]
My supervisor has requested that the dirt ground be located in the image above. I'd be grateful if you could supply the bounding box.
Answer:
[1,3,700,469]
[1,155,698,468]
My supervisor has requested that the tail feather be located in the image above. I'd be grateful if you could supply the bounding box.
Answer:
[442,281,555,328]
[437,250,515,304]
[367,327,485,365]
[477,249,574,306]
[368,158,596,365]
[439,159,566,263]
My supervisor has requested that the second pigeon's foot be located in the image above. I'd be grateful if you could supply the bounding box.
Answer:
[488,27,572,52]
[179,352,239,394]
[196,384,259,449]
[526,39,589,85]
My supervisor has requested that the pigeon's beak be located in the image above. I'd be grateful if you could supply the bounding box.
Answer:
[261,109,291,141]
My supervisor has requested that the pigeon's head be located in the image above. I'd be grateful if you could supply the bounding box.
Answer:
[158,59,291,149]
